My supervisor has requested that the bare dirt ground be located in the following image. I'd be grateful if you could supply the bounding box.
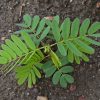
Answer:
[0,0,100,100]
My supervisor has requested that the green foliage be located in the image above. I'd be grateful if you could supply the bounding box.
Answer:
[42,62,74,88]
[0,14,100,88]
[50,17,100,63]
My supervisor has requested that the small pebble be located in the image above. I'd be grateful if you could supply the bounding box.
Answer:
[70,0,73,2]
[8,30,12,32]
[69,84,76,92]
[26,92,29,96]
[1,37,6,40]
[78,95,85,100]
[96,2,100,8]
[37,96,48,100]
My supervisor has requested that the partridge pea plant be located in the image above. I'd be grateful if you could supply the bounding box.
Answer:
[0,14,100,88]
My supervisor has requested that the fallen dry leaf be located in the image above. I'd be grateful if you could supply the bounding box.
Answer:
[37,96,48,100]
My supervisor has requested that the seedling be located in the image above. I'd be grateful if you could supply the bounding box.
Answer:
[0,14,100,88]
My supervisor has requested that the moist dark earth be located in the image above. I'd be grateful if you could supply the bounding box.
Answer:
[0,0,100,100]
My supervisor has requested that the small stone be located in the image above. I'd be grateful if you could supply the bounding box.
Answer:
[69,84,76,92]
[92,75,95,78]
[26,92,30,96]
[37,96,48,100]
[1,37,6,40]
[27,2,30,5]
[78,95,85,100]
[96,2,100,8]
[33,88,38,93]
[8,30,12,32]
[70,0,73,2]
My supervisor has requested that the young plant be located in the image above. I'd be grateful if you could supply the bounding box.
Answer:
[0,14,100,88]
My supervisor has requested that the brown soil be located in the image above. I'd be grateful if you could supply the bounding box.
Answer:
[0,0,100,100]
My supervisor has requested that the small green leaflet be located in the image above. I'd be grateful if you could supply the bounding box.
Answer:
[33,67,41,78]
[11,35,29,53]
[53,15,60,24]
[65,74,74,83]
[81,53,89,62]
[16,23,28,28]
[5,39,23,57]
[0,57,7,64]
[50,50,62,68]
[17,72,29,85]
[35,18,46,36]
[1,44,17,59]
[39,26,50,41]
[68,49,74,63]
[60,75,67,88]
[74,39,95,54]
[32,15,40,31]
[23,14,32,27]
[80,18,90,35]
[70,18,80,37]
[21,32,36,50]
[52,71,61,85]
[61,17,70,39]
[88,22,100,34]
[67,41,82,57]
[44,66,56,77]
[28,73,32,88]
[83,37,100,46]
[74,55,80,64]
[0,50,11,62]
[31,70,36,84]
[57,43,67,56]
[90,33,100,37]
[52,20,61,42]
[60,66,74,73]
